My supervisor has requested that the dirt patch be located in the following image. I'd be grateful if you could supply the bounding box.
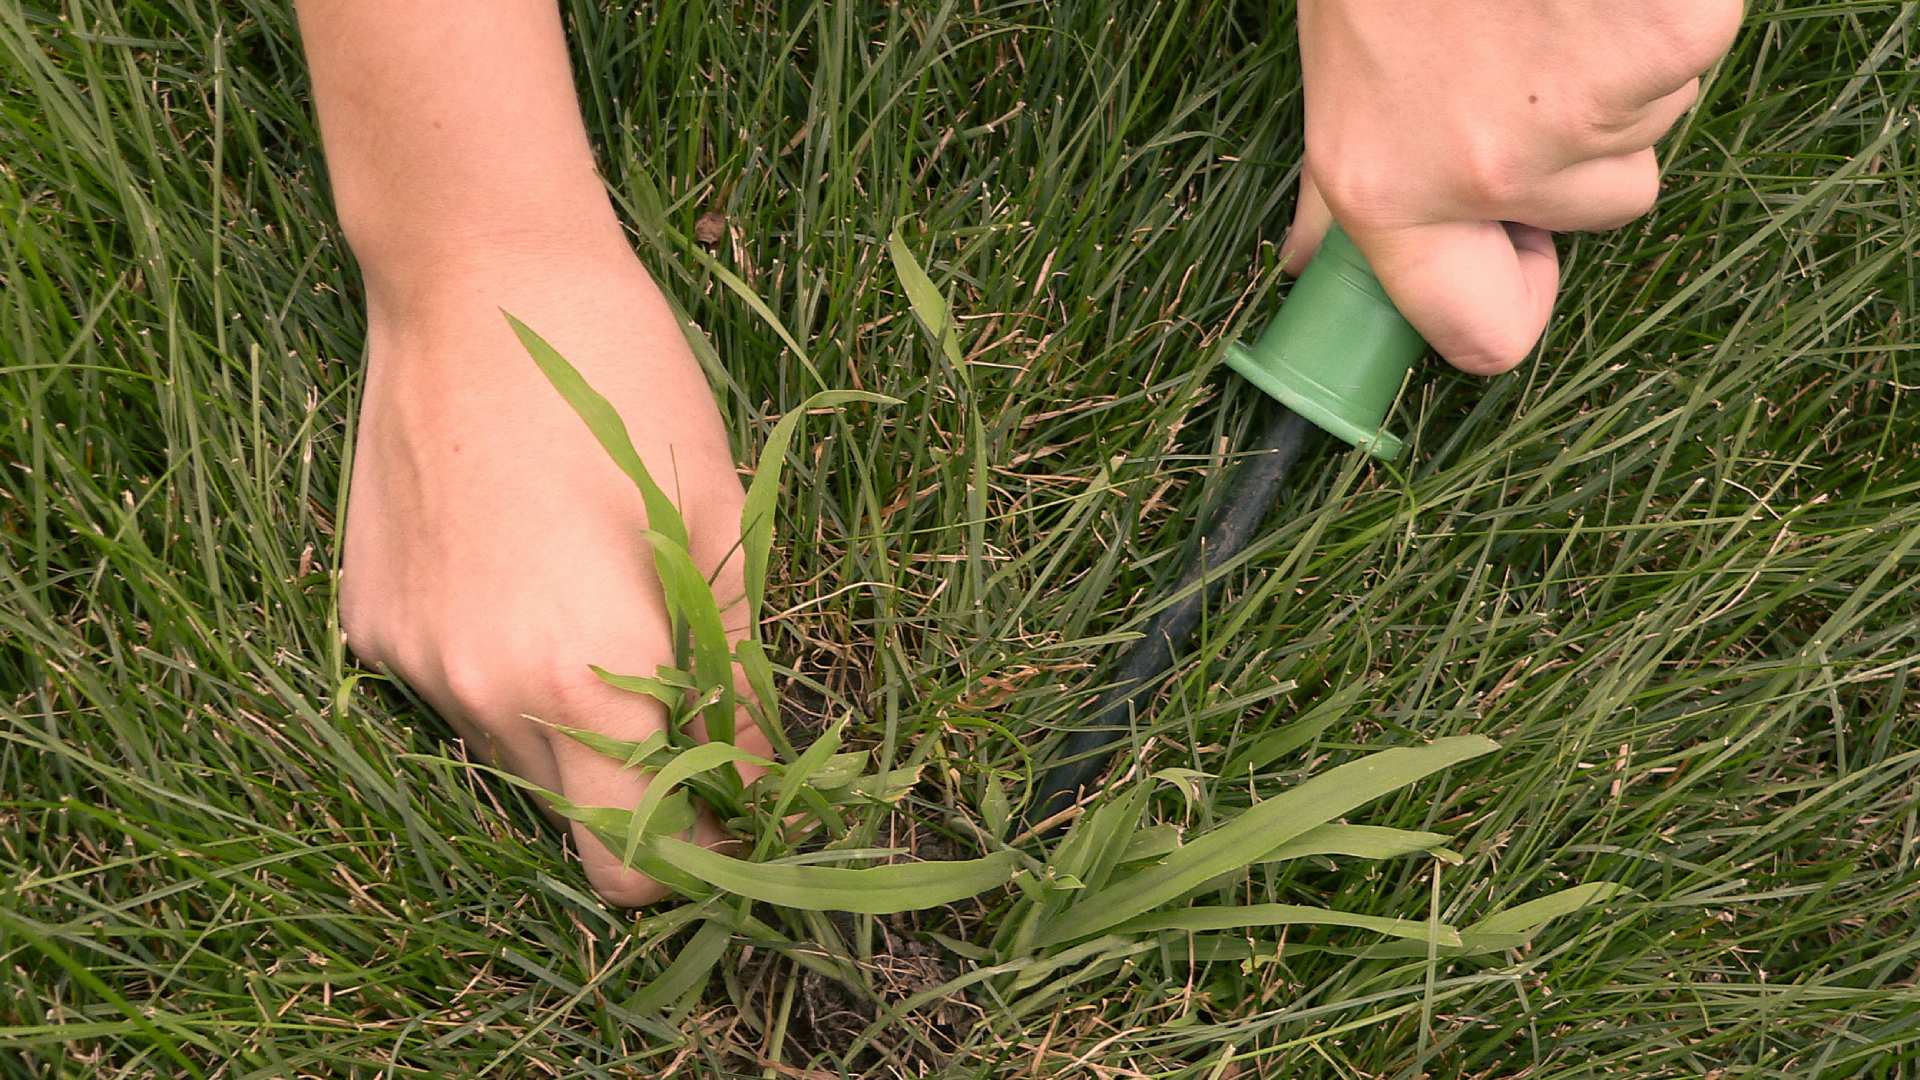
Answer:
[780,913,970,1076]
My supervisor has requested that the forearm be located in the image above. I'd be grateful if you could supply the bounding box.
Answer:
[295,1,626,295]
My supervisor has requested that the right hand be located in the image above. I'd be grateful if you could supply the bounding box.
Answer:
[1284,1,1744,375]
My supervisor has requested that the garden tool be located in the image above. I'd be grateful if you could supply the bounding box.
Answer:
[1026,224,1427,826]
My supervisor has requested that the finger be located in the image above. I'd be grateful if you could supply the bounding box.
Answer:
[1513,149,1661,233]
[1577,79,1700,159]
[1280,172,1334,275]
[415,655,567,794]
[543,652,767,908]
[541,665,689,906]
[549,505,766,908]
[1353,220,1558,376]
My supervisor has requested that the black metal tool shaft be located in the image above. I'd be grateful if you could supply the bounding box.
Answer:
[1025,403,1317,828]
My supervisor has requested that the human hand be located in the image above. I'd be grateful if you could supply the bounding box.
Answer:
[1284,2,1743,374]
[339,239,770,906]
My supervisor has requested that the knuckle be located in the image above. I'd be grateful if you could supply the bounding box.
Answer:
[1669,78,1703,116]
[1695,2,1745,62]
[437,619,565,716]
[1451,350,1522,378]
[337,561,390,666]
[1592,156,1663,228]
[1652,4,1742,71]
[338,597,382,667]
[539,661,619,721]
[1456,138,1528,210]
[1307,150,1396,228]
[1571,101,1641,150]
[438,649,508,715]
[531,639,676,744]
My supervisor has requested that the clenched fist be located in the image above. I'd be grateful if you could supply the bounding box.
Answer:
[1285,2,1744,374]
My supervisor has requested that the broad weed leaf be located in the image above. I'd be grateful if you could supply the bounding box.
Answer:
[1260,824,1453,864]
[1040,736,1499,944]
[638,528,736,744]
[648,837,1018,914]
[591,665,682,710]
[1109,903,1463,947]
[507,312,689,553]
[620,741,773,866]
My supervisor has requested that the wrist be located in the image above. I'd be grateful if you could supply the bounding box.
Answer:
[342,192,637,317]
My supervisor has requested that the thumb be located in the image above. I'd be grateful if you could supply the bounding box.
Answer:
[1348,220,1559,376]
[1280,173,1334,276]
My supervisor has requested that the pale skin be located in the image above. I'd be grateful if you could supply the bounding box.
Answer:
[298,1,766,906]
[296,1,1740,905]
[1283,1,1745,373]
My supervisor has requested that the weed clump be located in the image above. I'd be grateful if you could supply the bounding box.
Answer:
[505,303,1622,1042]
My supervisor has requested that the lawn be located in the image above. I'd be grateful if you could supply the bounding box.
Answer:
[4,1,1920,1076]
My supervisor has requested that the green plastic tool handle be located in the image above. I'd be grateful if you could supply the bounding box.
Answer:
[1224,224,1428,461]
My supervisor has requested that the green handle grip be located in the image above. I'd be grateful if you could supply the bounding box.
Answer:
[1224,224,1426,461]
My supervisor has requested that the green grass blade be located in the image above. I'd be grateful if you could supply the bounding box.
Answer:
[1110,903,1463,947]
[1328,883,1635,959]
[887,229,965,367]
[628,916,733,1015]
[1260,824,1453,863]
[638,528,736,743]
[1004,933,1142,994]
[1219,679,1372,779]
[1468,882,1633,936]
[765,714,845,827]
[1005,783,1147,960]
[0,908,206,1076]
[644,790,701,839]
[432,757,641,839]
[740,390,895,627]
[1118,824,1183,864]
[591,664,683,710]
[542,720,668,769]
[682,242,825,388]
[838,766,923,804]
[619,741,773,866]
[801,751,872,790]
[980,774,1011,838]
[1055,782,1150,892]
[730,636,789,756]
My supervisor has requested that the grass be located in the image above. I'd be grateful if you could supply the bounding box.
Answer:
[3,0,1919,1075]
